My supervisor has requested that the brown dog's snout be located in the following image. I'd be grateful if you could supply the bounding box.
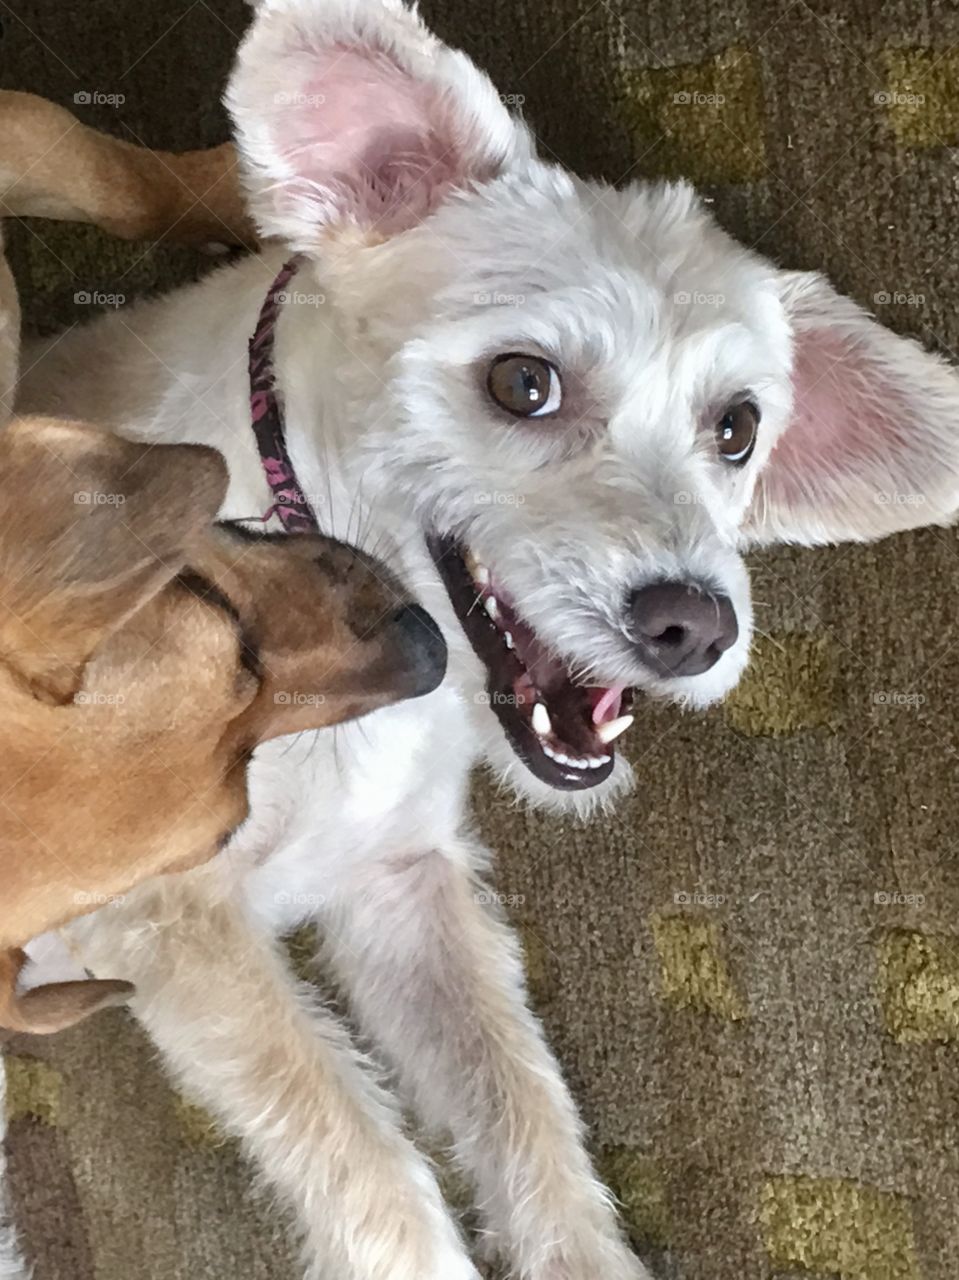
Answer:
[385,604,448,698]
[191,526,448,744]
[630,580,738,677]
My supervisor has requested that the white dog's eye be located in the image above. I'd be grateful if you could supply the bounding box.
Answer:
[715,400,759,465]
[487,354,562,418]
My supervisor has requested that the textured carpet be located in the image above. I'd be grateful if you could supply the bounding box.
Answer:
[3,1,959,1277]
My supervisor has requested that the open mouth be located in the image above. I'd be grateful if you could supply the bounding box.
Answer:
[428,534,634,791]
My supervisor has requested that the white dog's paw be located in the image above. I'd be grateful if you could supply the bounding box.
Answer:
[521,1239,655,1280]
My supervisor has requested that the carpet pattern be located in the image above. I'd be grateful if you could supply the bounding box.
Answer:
[3,1,959,1277]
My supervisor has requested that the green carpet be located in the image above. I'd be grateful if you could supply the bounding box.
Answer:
[4,1,959,1277]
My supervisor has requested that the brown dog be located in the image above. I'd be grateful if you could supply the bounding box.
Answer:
[0,96,446,1034]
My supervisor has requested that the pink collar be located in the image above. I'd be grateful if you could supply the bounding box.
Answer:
[248,255,318,533]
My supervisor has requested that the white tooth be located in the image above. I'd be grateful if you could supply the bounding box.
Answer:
[504,631,514,649]
[484,596,499,621]
[542,743,558,760]
[553,752,571,766]
[532,703,551,736]
[464,549,489,582]
[588,756,610,768]
[567,757,589,769]
[596,714,634,745]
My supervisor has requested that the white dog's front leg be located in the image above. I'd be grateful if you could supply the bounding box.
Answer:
[326,846,653,1280]
[74,872,478,1280]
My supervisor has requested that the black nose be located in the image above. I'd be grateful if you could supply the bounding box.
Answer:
[630,581,738,677]
[390,604,448,697]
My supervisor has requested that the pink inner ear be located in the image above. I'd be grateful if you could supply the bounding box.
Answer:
[277,47,465,234]
[767,325,911,506]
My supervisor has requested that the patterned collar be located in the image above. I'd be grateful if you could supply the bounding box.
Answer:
[247,255,318,534]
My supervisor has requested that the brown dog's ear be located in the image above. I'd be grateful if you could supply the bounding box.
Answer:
[0,418,228,699]
[0,948,133,1035]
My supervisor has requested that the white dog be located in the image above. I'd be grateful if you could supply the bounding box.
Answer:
[14,1,959,1277]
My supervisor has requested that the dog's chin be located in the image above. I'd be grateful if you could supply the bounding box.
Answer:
[482,718,637,817]
[649,635,752,711]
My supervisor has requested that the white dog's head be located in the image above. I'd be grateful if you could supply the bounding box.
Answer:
[228,0,959,802]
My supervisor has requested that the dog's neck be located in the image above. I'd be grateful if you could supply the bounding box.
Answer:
[254,248,415,538]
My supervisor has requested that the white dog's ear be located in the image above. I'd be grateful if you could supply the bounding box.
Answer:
[744,271,959,547]
[227,0,530,250]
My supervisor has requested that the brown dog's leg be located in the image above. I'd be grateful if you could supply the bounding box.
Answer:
[0,947,133,1035]
[0,90,256,247]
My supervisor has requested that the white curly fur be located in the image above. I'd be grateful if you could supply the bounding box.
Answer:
[12,2,959,1277]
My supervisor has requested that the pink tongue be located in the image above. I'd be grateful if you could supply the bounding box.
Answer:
[591,685,625,725]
